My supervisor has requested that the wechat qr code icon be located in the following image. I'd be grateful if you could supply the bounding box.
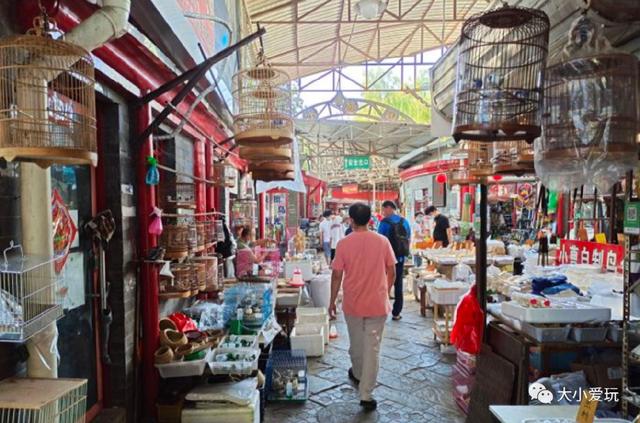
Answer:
[529,382,554,404]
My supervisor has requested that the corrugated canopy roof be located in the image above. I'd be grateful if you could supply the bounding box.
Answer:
[242,0,490,79]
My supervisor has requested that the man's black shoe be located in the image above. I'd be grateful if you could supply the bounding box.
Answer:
[348,368,360,385]
[360,399,377,411]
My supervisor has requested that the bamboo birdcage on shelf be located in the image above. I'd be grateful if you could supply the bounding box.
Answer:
[0,16,97,167]
[462,141,493,177]
[536,15,638,192]
[453,4,550,143]
[195,222,206,252]
[193,255,218,291]
[162,182,196,210]
[212,162,236,188]
[492,140,534,175]
[233,53,294,162]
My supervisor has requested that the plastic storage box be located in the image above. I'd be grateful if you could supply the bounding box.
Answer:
[209,347,260,375]
[521,322,570,343]
[156,349,211,378]
[428,283,468,305]
[569,326,608,343]
[290,325,325,357]
[501,301,611,323]
[296,307,329,344]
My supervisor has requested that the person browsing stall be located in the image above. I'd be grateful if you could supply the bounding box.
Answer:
[425,205,452,248]
[234,225,268,277]
[329,202,396,412]
[319,210,333,264]
[377,200,411,321]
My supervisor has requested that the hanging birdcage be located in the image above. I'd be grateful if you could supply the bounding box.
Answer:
[0,15,97,167]
[249,162,295,182]
[162,182,196,210]
[160,220,191,259]
[461,141,493,177]
[233,53,293,162]
[536,15,638,192]
[212,162,236,188]
[453,4,550,143]
[492,140,534,175]
[589,0,640,22]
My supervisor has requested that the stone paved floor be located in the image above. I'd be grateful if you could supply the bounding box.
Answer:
[265,294,465,423]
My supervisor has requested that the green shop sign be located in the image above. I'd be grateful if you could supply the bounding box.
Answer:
[344,155,370,170]
[624,201,640,235]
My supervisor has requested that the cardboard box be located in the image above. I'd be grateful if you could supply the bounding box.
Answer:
[570,363,622,391]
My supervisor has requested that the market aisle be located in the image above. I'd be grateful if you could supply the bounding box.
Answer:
[265,295,465,423]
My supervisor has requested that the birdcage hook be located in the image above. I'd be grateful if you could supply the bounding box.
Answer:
[3,240,23,268]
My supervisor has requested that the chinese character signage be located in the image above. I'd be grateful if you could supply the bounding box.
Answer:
[556,239,624,273]
[344,155,370,170]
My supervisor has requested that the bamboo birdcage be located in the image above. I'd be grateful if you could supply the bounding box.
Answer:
[162,182,196,210]
[536,15,638,192]
[0,16,97,167]
[193,255,218,291]
[492,140,534,175]
[461,141,493,177]
[249,162,295,182]
[453,4,550,143]
[233,54,294,160]
[212,162,236,188]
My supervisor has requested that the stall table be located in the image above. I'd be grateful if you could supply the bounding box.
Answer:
[490,405,578,423]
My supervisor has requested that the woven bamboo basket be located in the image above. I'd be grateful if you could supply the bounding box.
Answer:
[453,5,549,143]
[0,16,97,167]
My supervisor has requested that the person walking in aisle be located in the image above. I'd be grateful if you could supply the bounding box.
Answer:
[328,203,396,411]
[412,211,428,268]
[378,200,411,320]
[329,211,344,261]
[319,210,333,265]
[425,205,452,248]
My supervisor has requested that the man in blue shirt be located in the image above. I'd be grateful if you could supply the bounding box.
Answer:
[378,200,411,320]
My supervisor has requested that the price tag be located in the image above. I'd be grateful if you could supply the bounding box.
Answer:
[594,233,607,244]
[575,391,597,423]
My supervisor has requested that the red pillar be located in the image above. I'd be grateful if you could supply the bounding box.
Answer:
[205,142,215,211]
[194,140,206,214]
[259,192,266,239]
[136,104,159,420]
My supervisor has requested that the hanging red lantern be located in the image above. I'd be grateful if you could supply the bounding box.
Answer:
[436,173,447,184]
[492,175,503,182]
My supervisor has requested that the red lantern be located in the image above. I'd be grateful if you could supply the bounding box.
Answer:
[492,175,503,182]
[436,173,447,184]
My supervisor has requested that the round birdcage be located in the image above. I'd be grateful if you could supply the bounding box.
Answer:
[239,144,292,162]
[249,162,295,182]
[448,169,481,186]
[0,16,96,167]
[233,54,293,153]
[160,224,190,259]
[492,140,534,175]
[536,15,638,192]
[212,162,236,188]
[589,0,640,23]
[461,141,494,177]
[453,4,550,143]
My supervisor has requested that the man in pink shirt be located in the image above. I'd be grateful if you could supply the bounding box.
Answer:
[329,202,397,411]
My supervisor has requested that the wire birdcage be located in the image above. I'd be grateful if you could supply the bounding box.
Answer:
[231,199,257,231]
[160,222,191,259]
[461,141,493,177]
[233,54,293,156]
[0,377,87,423]
[193,255,218,292]
[492,140,534,175]
[0,242,63,342]
[214,220,225,242]
[162,182,196,210]
[212,162,236,188]
[536,15,638,192]
[0,15,97,168]
[453,4,550,143]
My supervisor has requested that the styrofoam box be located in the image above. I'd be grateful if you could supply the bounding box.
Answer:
[155,349,211,379]
[570,326,608,343]
[209,347,260,375]
[276,290,301,307]
[296,307,329,344]
[284,260,314,281]
[182,388,260,423]
[521,322,570,343]
[291,325,325,357]
[428,285,467,305]
[501,301,611,324]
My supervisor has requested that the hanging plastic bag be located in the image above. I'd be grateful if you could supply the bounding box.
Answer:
[450,284,484,355]
[148,207,163,235]
[145,156,160,185]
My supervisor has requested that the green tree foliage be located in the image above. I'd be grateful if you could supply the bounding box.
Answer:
[363,69,432,124]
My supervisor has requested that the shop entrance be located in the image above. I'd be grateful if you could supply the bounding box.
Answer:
[52,165,103,419]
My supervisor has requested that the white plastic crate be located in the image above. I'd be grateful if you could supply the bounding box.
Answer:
[291,325,325,357]
[501,300,611,324]
[428,285,468,305]
[209,347,260,375]
[295,307,329,344]
[155,349,211,379]
[220,334,259,349]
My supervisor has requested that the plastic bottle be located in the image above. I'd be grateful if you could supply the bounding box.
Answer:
[285,381,293,398]
[290,268,304,287]
[329,324,338,340]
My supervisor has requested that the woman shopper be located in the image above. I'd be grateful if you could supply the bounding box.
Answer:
[234,225,268,277]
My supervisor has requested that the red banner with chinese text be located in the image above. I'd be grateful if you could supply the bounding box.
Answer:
[556,239,624,273]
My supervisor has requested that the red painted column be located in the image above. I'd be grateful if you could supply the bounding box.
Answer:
[194,140,206,214]
[205,142,215,211]
[136,104,159,420]
[259,193,266,239]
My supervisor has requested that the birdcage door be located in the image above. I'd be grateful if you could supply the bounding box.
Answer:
[51,164,102,418]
